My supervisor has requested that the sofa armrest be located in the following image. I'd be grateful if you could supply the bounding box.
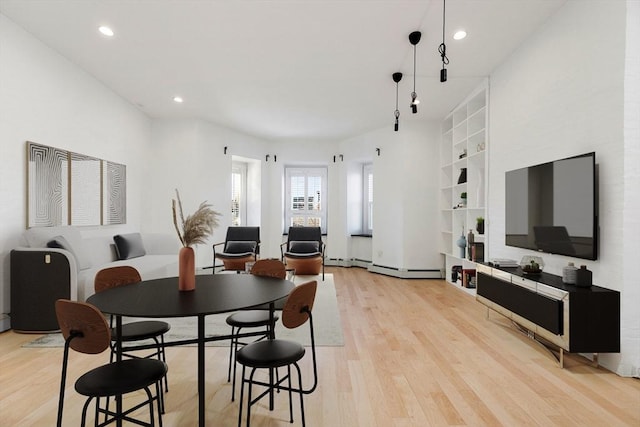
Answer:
[11,247,79,300]
[11,247,80,332]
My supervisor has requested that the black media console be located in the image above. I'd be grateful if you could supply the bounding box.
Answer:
[476,263,619,367]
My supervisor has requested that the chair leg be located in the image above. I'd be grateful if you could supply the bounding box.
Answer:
[246,368,257,427]
[227,326,236,382]
[57,346,70,427]
[80,397,93,427]
[159,335,169,392]
[158,378,165,414]
[141,386,155,427]
[237,365,246,427]
[151,336,167,414]
[94,397,100,427]
[231,327,243,401]
[287,365,294,423]
[156,381,164,427]
[294,363,306,427]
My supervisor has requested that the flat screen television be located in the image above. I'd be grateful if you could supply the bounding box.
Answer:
[505,152,597,260]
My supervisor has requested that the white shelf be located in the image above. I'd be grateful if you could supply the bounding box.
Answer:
[439,82,489,287]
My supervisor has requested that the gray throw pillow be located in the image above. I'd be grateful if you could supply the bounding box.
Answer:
[289,241,319,254]
[224,241,257,254]
[113,233,147,260]
[47,235,81,271]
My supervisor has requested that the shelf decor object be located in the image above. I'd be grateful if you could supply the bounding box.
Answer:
[575,265,593,287]
[456,232,466,258]
[520,255,544,275]
[457,167,467,184]
[562,262,578,284]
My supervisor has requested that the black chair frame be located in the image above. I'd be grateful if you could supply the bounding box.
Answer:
[226,259,287,401]
[57,327,165,427]
[280,227,325,280]
[226,312,279,401]
[106,318,170,410]
[95,267,170,400]
[237,307,318,427]
[213,226,261,273]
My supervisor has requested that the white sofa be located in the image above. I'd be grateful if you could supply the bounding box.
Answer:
[13,225,180,302]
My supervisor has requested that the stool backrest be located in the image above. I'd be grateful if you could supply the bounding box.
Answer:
[55,299,110,354]
[94,265,141,293]
[250,259,286,279]
[282,280,317,329]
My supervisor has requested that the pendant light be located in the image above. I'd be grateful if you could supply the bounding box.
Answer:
[409,31,421,114]
[392,72,403,131]
[439,0,450,82]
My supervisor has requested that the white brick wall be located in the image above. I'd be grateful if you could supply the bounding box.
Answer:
[622,0,640,378]
[487,0,636,375]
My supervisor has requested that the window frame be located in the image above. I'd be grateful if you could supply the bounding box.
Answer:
[363,163,373,235]
[284,166,328,234]
[231,161,247,226]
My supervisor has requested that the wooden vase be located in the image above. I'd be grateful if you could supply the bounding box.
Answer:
[178,246,196,291]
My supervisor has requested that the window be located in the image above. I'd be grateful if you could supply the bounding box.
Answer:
[231,162,247,226]
[285,166,327,233]
[363,163,373,234]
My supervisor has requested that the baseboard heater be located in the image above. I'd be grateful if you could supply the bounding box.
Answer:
[325,258,352,267]
[368,264,443,279]
[0,314,11,332]
[324,259,441,279]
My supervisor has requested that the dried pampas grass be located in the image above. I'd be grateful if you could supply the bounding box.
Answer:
[172,189,221,247]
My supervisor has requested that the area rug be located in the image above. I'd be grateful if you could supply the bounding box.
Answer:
[23,274,343,348]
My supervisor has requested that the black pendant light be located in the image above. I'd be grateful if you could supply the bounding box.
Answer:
[392,72,403,131]
[409,31,421,114]
[439,0,450,82]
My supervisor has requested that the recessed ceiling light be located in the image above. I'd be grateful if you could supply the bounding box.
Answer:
[173,96,184,103]
[98,26,114,37]
[453,30,467,40]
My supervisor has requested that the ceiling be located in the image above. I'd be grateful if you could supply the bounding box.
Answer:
[0,0,566,142]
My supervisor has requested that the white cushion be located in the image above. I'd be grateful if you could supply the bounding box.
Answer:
[80,255,178,301]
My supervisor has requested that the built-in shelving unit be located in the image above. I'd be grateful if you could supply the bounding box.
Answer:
[440,82,489,294]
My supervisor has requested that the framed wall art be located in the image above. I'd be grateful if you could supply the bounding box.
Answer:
[26,141,126,227]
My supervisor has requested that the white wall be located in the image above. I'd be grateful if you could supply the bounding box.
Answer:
[145,121,444,273]
[0,14,152,316]
[339,120,442,271]
[487,0,636,375]
[147,119,270,267]
[266,140,336,258]
[622,0,640,378]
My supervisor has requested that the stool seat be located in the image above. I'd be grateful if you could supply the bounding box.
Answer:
[226,311,280,328]
[236,339,305,368]
[115,321,171,342]
[76,359,167,397]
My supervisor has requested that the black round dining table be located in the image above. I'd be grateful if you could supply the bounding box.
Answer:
[87,273,294,427]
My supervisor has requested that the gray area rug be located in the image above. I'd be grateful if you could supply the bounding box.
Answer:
[24,274,343,348]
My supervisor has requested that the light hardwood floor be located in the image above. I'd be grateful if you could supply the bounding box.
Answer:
[1,267,638,426]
